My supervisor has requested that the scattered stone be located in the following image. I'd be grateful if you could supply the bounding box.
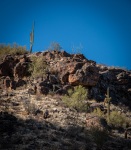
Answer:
[43,109,49,119]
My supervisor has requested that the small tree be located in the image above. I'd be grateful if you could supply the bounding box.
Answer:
[62,85,88,112]
[48,42,62,51]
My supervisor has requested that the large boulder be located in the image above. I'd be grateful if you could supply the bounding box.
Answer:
[14,62,29,78]
[67,62,84,74]
[0,55,15,77]
[68,64,99,86]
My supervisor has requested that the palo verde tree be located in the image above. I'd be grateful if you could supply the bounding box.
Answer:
[62,85,89,112]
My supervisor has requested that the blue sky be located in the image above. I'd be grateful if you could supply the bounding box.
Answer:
[0,0,131,69]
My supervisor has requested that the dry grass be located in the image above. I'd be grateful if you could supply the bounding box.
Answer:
[0,44,28,57]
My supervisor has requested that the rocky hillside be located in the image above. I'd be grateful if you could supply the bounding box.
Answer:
[0,50,131,108]
[0,50,131,150]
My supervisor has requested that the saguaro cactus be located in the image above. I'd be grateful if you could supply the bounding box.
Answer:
[30,21,35,53]
[104,87,112,121]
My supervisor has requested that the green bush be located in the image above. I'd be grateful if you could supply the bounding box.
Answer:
[62,85,88,112]
[108,111,129,128]
[92,107,104,117]
[29,55,48,78]
[0,44,28,57]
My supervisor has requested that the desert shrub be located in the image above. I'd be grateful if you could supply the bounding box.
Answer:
[29,55,48,78]
[0,44,28,57]
[92,108,104,117]
[108,111,129,128]
[89,127,109,149]
[48,42,62,51]
[62,85,88,112]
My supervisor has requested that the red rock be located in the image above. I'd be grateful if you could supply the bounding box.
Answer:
[68,64,99,86]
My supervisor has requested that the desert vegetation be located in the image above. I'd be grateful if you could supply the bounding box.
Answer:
[62,85,89,112]
[92,107,131,128]
[108,111,131,128]
[48,42,62,51]
[0,47,131,149]
[29,55,48,78]
[0,44,28,57]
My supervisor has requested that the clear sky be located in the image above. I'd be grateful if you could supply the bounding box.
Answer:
[0,0,131,69]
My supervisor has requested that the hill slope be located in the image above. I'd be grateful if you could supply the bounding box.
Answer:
[0,49,131,149]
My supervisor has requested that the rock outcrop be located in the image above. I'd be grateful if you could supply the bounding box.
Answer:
[0,50,131,109]
[0,55,15,77]
[91,66,131,108]
[68,64,99,86]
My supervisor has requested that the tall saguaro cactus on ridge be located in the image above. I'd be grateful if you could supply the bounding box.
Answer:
[30,21,35,53]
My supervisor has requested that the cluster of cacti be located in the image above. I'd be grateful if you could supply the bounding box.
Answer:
[104,87,112,121]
